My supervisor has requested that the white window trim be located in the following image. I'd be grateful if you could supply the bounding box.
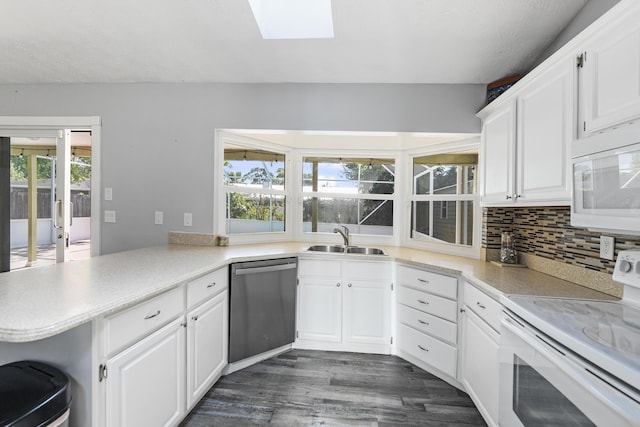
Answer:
[214,130,293,244]
[294,149,401,247]
[403,138,481,259]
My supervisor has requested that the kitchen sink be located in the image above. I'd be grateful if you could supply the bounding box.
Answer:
[346,247,387,255]
[306,245,347,253]
[305,245,387,256]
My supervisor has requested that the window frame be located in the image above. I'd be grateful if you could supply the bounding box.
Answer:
[295,149,401,246]
[404,139,481,258]
[215,131,293,244]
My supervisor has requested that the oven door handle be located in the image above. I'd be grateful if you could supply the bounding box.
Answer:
[501,315,640,424]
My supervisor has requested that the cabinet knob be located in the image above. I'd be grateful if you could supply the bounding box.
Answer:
[192,315,199,321]
[505,194,512,200]
[336,282,341,287]
[348,283,352,288]
[476,302,486,309]
[207,282,216,288]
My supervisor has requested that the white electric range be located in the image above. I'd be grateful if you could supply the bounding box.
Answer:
[499,250,640,427]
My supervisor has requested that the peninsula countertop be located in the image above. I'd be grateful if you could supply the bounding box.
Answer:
[0,242,615,343]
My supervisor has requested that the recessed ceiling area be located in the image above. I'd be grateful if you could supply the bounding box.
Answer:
[0,0,588,84]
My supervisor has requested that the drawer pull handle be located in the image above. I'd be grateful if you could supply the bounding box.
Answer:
[417,278,429,284]
[418,319,429,325]
[418,299,429,305]
[207,282,216,288]
[476,302,486,309]
[418,345,429,352]
[144,310,161,320]
[192,315,199,321]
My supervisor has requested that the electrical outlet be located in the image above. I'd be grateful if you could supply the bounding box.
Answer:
[600,235,615,261]
[154,211,163,225]
[104,187,112,201]
[184,212,192,227]
[104,210,116,223]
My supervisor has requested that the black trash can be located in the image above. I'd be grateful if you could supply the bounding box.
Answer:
[0,361,71,427]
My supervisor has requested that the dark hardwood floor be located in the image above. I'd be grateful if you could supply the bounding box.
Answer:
[180,350,487,426]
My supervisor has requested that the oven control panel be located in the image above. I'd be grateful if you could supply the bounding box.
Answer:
[613,250,640,286]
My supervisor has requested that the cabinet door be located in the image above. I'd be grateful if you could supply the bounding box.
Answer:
[516,58,572,203]
[343,280,391,346]
[461,309,499,427]
[297,278,342,343]
[106,318,186,427]
[581,8,640,135]
[186,290,228,410]
[481,100,516,204]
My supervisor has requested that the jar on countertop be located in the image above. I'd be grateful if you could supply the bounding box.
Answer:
[500,231,517,264]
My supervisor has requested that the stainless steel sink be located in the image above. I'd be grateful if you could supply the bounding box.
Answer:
[305,245,387,256]
[346,247,387,255]
[306,245,346,253]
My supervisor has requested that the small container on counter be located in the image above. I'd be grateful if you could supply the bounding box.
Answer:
[500,231,517,264]
[216,235,229,246]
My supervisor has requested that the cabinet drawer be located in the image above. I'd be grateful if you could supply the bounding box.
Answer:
[397,304,456,345]
[105,286,185,356]
[463,282,502,332]
[299,259,341,277]
[187,267,228,309]
[397,323,457,377]
[397,265,457,299]
[397,285,457,322]
[344,261,391,281]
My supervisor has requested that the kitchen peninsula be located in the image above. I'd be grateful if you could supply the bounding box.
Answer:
[0,241,615,427]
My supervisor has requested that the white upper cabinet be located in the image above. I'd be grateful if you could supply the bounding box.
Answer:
[482,100,516,204]
[479,58,573,206]
[516,58,573,203]
[578,2,640,136]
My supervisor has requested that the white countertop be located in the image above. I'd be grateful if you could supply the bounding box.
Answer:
[0,242,615,343]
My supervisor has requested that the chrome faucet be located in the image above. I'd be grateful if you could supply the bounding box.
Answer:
[333,225,351,246]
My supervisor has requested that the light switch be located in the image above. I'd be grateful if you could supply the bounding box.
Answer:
[184,212,192,227]
[104,187,113,201]
[104,210,116,223]
[155,211,163,225]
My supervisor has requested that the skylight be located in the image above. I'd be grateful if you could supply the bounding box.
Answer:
[248,0,334,40]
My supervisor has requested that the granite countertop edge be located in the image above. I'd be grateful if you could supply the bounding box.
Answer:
[0,242,616,343]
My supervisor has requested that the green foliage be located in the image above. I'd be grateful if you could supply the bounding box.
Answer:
[10,155,91,184]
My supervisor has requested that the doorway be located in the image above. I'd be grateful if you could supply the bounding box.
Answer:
[0,117,101,272]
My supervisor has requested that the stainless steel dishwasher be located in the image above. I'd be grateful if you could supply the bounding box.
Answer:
[229,257,298,363]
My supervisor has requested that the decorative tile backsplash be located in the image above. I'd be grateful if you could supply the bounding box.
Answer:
[482,206,640,275]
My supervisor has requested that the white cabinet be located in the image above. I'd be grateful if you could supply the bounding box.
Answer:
[97,266,229,427]
[579,3,640,136]
[186,268,228,410]
[106,318,186,427]
[461,282,501,427]
[296,258,392,353]
[395,265,459,378]
[480,58,573,205]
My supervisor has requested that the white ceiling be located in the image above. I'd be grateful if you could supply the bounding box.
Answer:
[0,0,588,84]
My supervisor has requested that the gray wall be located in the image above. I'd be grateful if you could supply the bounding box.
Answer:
[0,83,486,254]
[532,0,621,68]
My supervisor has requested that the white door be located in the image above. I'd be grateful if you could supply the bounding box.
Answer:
[106,318,186,427]
[481,100,516,204]
[343,280,390,346]
[296,278,342,343]
[580,7,640,135]
[186,291,228,410]
[54,129,71,262]
[516,58,572,203]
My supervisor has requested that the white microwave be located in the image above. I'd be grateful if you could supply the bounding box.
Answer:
[571,142,640,234]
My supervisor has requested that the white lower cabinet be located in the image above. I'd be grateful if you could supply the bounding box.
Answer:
[461,282,501,427]
[97,266,229,427]
[395,265,459,379]
[186,290,228,410]
[106,318,186,427]
[296,258,392,353]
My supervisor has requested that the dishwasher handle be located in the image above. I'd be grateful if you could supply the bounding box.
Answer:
[234,263,297,276]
